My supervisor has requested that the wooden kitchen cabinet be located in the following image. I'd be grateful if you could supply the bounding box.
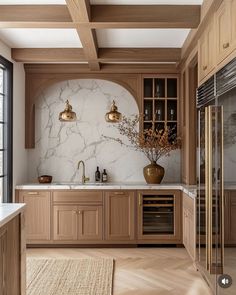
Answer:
[0,216,21,295]
[137,190,182,244]
[198,19,215,82]
[78,206,103,240]
[53,205,78,240]
[18,191,51,242]
[53,205,103,241]
[215,1,231,63]
[225,190,236,245]
[105,191,135,241]
[53,191,103,242]
[183,193,196,260]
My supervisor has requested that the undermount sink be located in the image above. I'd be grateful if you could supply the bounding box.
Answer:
[52,182,104,186]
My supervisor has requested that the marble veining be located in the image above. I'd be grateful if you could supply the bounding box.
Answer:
[28,79,181,183]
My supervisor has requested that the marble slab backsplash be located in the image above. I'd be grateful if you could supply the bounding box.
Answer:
[28,79,181,183]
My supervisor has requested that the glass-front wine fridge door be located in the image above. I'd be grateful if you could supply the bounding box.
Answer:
[143,194,174,235]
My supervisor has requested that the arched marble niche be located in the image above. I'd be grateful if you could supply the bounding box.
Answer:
[25,73,141,148]
[27,78,181,183]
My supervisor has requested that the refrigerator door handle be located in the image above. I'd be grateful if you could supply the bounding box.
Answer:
[205,106,213,273]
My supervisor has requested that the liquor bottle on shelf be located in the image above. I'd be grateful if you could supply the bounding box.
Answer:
[144,109,149,121]
[170,109,175,121]
[155,109,161,121]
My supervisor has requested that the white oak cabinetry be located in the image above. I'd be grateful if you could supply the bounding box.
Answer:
[0,213,25,295]
[137,190,182,244]
[225,190,236,245]
[215,0,236,64]
[198,0,236,84]
[18,191,51,242]
[53,191,103,242]
[198,19,215,82]
[16,189,186,246]
[105,191,135,242]
[183,193,196,260]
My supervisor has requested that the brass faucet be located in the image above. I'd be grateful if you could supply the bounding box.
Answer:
[77,160,90,184]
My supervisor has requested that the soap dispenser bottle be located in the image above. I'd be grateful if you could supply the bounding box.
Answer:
[102,169,108,182]
[95,166,101,182]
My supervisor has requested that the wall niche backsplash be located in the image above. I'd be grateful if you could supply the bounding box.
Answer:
[28,79,181,183]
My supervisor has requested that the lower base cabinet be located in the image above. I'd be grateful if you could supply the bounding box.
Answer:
[53,205,103,242]
[18,191,51,243]
[183,193,195,260]
[16,189,189,246]
[0,216,21,295]
[105,191,135,241]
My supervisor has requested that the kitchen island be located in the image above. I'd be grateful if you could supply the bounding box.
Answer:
[0,203,26,295]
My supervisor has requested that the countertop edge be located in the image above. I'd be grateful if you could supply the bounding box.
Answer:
[15,184,197,198]
[0,204,26,228]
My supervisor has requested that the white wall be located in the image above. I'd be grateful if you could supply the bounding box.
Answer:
[0,39,27,199]
[28,79,181,183]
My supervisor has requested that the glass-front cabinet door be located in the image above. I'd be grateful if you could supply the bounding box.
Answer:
[137,190,181,243]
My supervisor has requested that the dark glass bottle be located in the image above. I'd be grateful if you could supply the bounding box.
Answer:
[95,166,101,182]
[102,169,108,182]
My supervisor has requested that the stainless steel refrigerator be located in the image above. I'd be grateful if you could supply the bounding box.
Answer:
[197,57,236,295]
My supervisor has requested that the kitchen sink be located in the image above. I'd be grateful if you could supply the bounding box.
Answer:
[52,182,104,186]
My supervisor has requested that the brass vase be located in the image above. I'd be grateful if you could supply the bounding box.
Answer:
[143,161,165,184]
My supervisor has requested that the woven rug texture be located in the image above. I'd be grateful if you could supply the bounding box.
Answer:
[26,258,114,295]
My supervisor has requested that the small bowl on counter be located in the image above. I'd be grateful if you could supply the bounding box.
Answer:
[38,175,53,184]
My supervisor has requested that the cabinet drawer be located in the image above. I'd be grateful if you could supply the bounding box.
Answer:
[19,190,50,198]
[53,191,103,204]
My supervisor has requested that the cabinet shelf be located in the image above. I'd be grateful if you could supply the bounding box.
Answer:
[142,76,179,140]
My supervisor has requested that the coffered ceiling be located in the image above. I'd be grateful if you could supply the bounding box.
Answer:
[0,0,204,70]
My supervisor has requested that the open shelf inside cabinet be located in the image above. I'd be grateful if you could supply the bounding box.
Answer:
[142,76,178,139]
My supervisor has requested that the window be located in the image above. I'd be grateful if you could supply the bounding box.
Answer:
[0,56,13,203]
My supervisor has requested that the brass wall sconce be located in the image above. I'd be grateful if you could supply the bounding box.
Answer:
[105,100,122,123]
[59,99,77,122]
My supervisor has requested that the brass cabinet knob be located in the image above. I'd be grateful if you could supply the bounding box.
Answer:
[223,42,230,49]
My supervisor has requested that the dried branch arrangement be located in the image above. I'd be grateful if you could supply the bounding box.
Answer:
[103,115,181,163]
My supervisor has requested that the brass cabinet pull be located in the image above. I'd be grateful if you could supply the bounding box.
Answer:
[114,192,125,195]
[223,42,229,49]
[139,194,142,206]
[203,65,208,70]
[73,210,77,214]
[28,192,39,195]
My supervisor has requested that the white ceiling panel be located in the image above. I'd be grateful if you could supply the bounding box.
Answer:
[91,0,203,4]
[0,28,82,48]
[96,29,190,48]
[0,0,66,4]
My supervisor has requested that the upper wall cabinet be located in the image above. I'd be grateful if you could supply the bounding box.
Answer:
[215,1,231,63]
[142,75,179,141]
[198,0,236,85]
[215,0,236,64]
[198,19,215,82]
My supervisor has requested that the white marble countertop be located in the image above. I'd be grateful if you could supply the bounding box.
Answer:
[15,183,197,199]
[0,203,25,228]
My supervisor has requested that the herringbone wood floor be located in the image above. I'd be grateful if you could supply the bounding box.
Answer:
[27,247,212,295]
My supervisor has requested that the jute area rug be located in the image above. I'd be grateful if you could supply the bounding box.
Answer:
[26,258,114,295]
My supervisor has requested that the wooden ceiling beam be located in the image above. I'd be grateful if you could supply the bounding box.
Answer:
[24,63,179,74]
[11,48,180,63]
[0,4,200,29]
[98,48,181,63]
[66,0,100,71]
[90,5,201,29]
[11,48,86,62]
[0,5,74,28]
